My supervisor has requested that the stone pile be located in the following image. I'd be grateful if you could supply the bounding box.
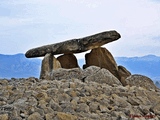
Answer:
[25,30,131,86]
[0,67,160,120]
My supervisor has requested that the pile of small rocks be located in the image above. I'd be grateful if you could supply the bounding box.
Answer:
[0,68,160,120]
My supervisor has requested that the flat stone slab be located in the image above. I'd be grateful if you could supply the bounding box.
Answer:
[25,30,121,58]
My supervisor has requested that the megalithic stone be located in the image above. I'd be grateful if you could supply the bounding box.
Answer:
[25,30,121,58]
[40,53,61,79]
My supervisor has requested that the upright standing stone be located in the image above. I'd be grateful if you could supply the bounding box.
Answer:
[40,53,61,79]
[118,65,131,86]
[83,47,120,80]
[57,53,79,69]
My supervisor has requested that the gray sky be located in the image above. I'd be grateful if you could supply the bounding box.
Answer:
[0,0,160,59]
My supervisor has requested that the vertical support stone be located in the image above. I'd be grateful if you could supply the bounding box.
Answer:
[83,47,121,80]
[40,53,61,79]
[57,53,79,69]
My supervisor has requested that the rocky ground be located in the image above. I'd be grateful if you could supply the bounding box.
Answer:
[0,67,160,120]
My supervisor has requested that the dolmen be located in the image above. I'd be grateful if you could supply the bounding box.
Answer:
[25,30,131,86]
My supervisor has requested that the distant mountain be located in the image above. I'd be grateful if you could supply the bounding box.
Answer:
[78,55,160,81]
[115,55,160,81]
[0,53,41,79]
[0,54,160,83]
[155,81,160,88]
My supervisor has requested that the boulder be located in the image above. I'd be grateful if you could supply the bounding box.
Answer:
[118,65,131,86]
[40,53,61,79]
[57,53,79,69]
[25,30,121,58]
[84,66,122,86]
[51,66,122,86]
[125,74,157,90]
[83,47,120,80]
[51,68,83,80]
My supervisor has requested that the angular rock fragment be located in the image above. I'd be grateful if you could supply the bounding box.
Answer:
[25,30,121,58]
[118,65,131,86]
[28,112,43,120]
[150,101,160,115]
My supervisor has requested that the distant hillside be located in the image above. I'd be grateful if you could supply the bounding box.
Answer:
[155,81,160,88]
[0,54,160,82]
[115,55,160,81]
[0,54,41,78]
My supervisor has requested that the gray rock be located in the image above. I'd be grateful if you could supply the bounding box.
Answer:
[99,105,109,113]
[83,65,101,76]
[43,107,54,114]
[0,104,14,114]
[61,103,76,113]
[84,67,122,86]
[40,53,61,79]
[56,112,77,120]
[45,112,56,120]
[89,102,99,112]
[51,68,83,80]
[127,96,140,106]
[0,114,9,120]
[0,80,8,86]
[28,112,43,120]
[58,93,71,104]
[150,101,160,115]
[25,30,121,58]
[27,96,38,106]
[49,99,62,112]
[125,74,158,90]
[76,103,90,113]
[111,94,131,108]
[138,105,151,115]
[51,66,122,86]
[118,65,131,86]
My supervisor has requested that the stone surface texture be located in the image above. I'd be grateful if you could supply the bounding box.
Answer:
[118,65,131,86]
[40,53,61,79]
[57,53,79,69]
[25,30,121,58]
[125,74,157,90]
[83,47,120,80]
[51,66,122,86]
[0,68,160,120]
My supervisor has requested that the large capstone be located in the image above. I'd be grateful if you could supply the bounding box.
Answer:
[25,30,120,58]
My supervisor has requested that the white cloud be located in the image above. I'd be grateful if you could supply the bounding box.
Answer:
[0,0,160,57]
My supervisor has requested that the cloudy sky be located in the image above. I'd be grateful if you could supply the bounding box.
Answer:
[0,0,160,58]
